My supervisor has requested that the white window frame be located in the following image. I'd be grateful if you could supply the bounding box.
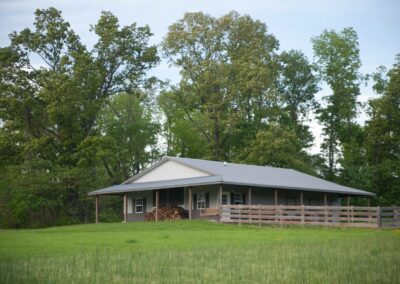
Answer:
[135,198,144,213]
[234,193,243,205]
[197,192,206,210]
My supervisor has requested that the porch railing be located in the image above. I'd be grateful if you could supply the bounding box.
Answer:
[220,205,400,228]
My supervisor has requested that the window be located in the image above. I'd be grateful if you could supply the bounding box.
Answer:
[135,198,144,213]
[221,193,228,205]
[234,193,243,205]
[197,192,206,210]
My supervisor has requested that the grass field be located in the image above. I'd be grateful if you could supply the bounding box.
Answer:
[0,220,399,283]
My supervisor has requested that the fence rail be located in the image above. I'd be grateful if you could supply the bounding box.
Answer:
[220,205,400,228]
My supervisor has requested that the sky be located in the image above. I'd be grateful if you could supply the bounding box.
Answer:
[1,0,399,153]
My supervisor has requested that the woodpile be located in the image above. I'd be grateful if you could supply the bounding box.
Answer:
[145,206,188,221]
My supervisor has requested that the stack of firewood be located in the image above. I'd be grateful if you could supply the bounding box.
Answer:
[145,205,188,221]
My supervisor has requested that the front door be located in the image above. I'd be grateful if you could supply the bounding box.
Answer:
[221,192,230,205]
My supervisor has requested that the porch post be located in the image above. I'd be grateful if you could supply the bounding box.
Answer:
[274,189,278,206]
[219,184,223,207]
[347,195,350,207]
[189,187,192,220]
[324,193,328,206]
[124,193,128,222]
[300,191,303,205]
[155,190,159,222]
[367,197,371,207]
[248,187,252,205]
[95,195,99,224]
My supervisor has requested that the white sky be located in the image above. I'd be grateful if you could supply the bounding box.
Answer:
[1,0,399,153]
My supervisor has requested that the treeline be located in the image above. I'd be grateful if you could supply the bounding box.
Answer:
[0,8,398,228]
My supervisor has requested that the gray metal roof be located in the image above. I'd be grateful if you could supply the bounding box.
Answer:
[88,176,221,195]
[88,156,375,196]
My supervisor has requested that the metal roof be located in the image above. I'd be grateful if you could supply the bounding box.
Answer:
[88,156,375,196]
[88,176,222,195]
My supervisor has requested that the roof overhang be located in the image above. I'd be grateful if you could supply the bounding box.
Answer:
[88,176,222,196]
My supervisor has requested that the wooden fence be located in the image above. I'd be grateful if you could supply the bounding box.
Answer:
[220,205,400,228]
[379,207,400,228]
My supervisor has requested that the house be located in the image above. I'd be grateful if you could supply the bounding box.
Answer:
[88,156,375,222]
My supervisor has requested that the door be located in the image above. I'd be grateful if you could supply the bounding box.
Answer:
[221,192,230,205]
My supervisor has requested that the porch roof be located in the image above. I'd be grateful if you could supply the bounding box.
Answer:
[88,176,222,196]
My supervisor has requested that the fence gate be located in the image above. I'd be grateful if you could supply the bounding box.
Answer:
[379,207,400,228]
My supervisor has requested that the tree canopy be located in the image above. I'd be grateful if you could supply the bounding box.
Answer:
[0,8,399,228]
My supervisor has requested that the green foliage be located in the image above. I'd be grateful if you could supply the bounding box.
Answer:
[1,8,400,228]
[0,8,159,228]
[241,125,314,174]
[161,11,280,160]
[365,56,400,205]
[277,50,319,148]
[312,28,362,179]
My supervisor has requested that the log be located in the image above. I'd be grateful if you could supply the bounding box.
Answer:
[145,206,188,221]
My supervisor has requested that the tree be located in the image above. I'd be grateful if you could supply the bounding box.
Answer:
[277,50,319,148]
[312,28,362,179]
[241,125,314,173]
[161,11,279,161]
[365,55,400,205]
[0,8,159,227]
[93,92,160,182]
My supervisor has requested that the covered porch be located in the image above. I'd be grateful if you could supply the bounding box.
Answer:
[92,183,371,223]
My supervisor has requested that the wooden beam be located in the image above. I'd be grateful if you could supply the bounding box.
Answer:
[124,193,128,222]
[248,187,252,205]
[188,187,192,220]
[300,191,303,206]
[95,195,99,224]
[219,184,223,207]
[155,190,159,222]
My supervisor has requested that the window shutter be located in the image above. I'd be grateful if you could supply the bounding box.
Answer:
[132,198,135,213]
[231,192,234,205]
[205,193,210,208]
[143,198,146,213]
[242,193,246,205]
[193,193,197,210]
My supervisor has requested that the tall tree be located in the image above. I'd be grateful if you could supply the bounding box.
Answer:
[86,91,160,183]
[161,11,279,161]
[365,56,400,205]
[277,50,319,148]
[312,28,362,179]
[0,8,159,227]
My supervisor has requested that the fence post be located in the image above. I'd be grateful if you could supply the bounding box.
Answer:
[249,205,252,223]
[258,205,261,226]
[351,206,354,224]
[325,205,328,224]
[394,207,398,228]
[280,205,283,228]
[239,204,242,226]
[301,205,304,225]
[376,206,381,228]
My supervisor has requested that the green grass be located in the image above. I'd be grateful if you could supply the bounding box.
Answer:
[0,220,399,283]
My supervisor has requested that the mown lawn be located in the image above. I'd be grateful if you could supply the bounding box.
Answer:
[0,220,399,283]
